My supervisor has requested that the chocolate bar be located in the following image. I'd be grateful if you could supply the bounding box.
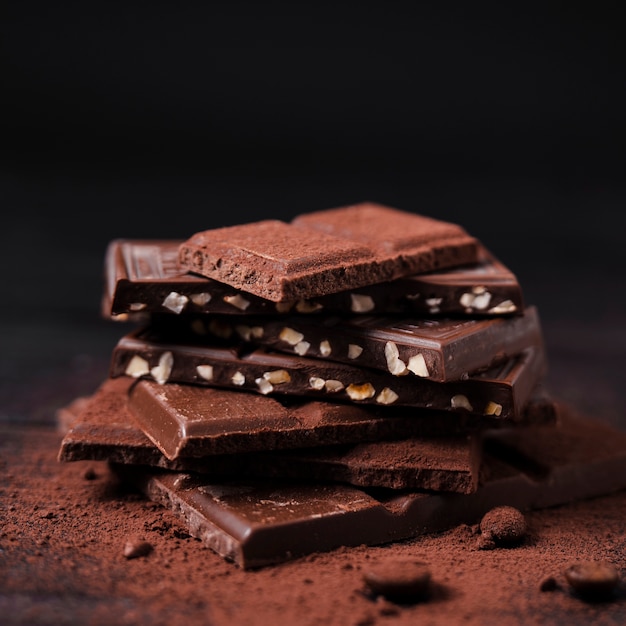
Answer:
[172,306,541,382]
[58,378,509,493]
[128,379,493,459]
[58,379,556,485]
[177,203,479,302]
[104,239,522,319]
[110,326,546,419]
[58,377,497,462]
[114,408,626,568]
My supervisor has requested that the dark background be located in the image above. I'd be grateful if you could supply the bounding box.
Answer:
[1,2,625,427]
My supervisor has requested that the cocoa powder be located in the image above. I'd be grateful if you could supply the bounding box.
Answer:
[1,423,625,626]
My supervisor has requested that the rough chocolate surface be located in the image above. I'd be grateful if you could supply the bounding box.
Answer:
[104,239,523,318]
[177,203,479,301]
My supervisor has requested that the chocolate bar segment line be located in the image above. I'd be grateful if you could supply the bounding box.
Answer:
[177,203,479,302]
[104,239,522,318]
[110,326,546,420]
[115,409,626,569]
[179,306,542,382]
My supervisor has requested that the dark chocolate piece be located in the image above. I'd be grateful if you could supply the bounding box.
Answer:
[362,560,432,600]
[58,379,556,493]
[104,239,523,318]
[58,377,497,463]
[175,306,541,382]
[232,436,482,494]
[128,379,490,460]
[177,203,479,302]
[110,325,546,419]
[114,409,626,568]
[564,562,620,599]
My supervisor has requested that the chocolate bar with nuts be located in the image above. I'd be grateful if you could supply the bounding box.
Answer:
[177,203,479,302]
[169,306,541,383]
[110,325,546,420]
[103,239,522,319]
[113,407,626,568]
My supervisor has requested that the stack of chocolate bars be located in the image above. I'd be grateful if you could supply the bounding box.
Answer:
[58,202,626,569]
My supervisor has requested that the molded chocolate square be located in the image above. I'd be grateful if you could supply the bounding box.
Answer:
[57,379,556,479]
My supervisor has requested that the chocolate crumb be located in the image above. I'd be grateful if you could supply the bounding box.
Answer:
[123,538,153,559]
[476,535,497,551]
[539,576,559,592]
[362,558,431,601]
[564,561,620,599]
[479,506,527,546]
[83,467,98,480]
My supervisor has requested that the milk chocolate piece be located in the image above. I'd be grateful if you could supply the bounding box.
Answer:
[110,326,545,419]
[115,408,626,568]
[177,306,541,382]
[177,203,479,302]
[104,239,522,318]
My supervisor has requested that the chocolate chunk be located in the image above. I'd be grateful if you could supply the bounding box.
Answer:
[173,306,542,382]
[110,326,546,419]
[479,506,527,546]
[104,239,523,318]
[482,408,626,501]
[564,561,620,599]
[539,576,559,592]
[246,436,482,494]
[127,379,488,461]
[123,538,153,559]
[177,203,479,302]
[362,559,432,600]
[112,406,626,568]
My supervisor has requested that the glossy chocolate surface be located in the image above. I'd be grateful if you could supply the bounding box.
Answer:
[167,306,541,382]
[110,325,546,419]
